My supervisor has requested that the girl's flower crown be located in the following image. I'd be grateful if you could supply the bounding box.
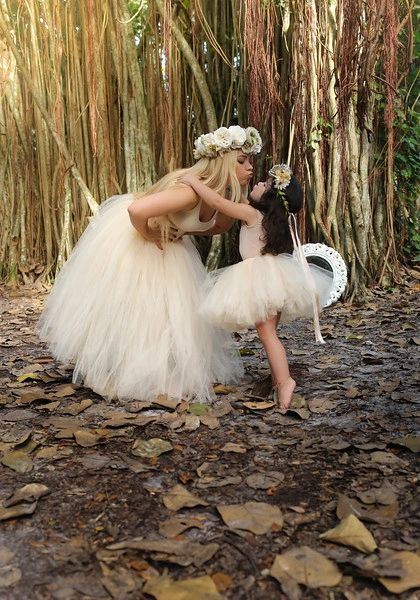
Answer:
[269,163,292,190]
[269,163,293,213]
[193,126,262,160]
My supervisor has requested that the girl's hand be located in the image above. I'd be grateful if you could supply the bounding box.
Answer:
[145,224,181,249]
[144,225,164,249]
[179,174,201,188]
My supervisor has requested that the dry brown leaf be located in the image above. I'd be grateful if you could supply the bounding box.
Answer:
[357,481,397,506]
[336,494,399,524]
[390,436,420,453]
[320,515,378,553]
[159,516,206,538]
[377,378,400,393]
[270,546,342,588]
[0,501,38,522]
[1,450,33,473]
[325,439,352,451]
[132,438,173,458]
[59,399,93,416]
[2,409,38,422]
[54,384,77,398]
[196,476,242,489]
[181,415,201,431]
[0,547,15,565]
[35,445,73,460]
[14,434,39,454]
[217,501,283,535]
[1,427,32,444]
[162,484,208,511]
[15,389,48,405]
[4,483,49,507]
[168,416,186,430]
[103,414,154,428]
[199,415,220,429]
[243,401,275,410]
[308,398,339,412]
[152,394,181,410]
[36,400,61,412]
[379,551,420,593]
[344,388,361,399]
[245,471,285,490]
[370,451,404,465]
[352,441,386,451]
[144,575,223,600]
[78,453,110,470]
[74,429,100,447]
[122,455,156,474]
[279,407,310,420]
[210,399,233,417]
[107,538,219,567]
[0,566,22,588]
[101,566,139,598]
[211,572,232,592]
[47,416,83,430]
[213,384,236,395]
[220,442,247,453]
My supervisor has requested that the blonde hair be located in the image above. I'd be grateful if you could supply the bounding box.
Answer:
[140,150,248,240]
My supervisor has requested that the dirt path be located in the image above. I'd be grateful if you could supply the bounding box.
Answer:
[0,284,419,600]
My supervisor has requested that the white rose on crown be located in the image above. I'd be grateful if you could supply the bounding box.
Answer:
[228,125,247,148]
[213,127,233,150]
[200,132,216,152]
[243,127,262,154]
[193,137,207,158]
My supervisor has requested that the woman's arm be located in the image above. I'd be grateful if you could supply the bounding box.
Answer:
[179,175,257,226]
[127,186,198,241]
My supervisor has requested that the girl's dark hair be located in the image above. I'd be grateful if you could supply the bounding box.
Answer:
[249,175,303,255]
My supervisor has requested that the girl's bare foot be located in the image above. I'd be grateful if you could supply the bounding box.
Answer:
[273,377,296,410]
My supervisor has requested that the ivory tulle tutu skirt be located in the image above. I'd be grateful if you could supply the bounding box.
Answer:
[38,195,243,402]
[200,254,333,332]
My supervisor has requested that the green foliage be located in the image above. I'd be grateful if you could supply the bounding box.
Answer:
[394,29,420,262]
[127,0,148,40]
[308,117,333,152]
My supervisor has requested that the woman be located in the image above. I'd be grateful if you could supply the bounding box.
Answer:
[39,125,262,403]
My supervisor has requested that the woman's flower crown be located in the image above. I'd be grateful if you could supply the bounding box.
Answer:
[193,125,262,160]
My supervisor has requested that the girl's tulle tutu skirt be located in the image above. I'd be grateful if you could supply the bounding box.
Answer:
[38,195,243,402]
[200,254,333,332]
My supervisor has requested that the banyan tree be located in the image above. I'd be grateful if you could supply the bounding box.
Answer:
[0,0,418,298]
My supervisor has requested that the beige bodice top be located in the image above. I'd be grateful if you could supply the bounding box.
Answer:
[239,211,265,260]
[168,200,217,234]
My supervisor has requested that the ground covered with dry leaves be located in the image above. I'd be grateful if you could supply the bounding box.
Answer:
[0,282,419,600]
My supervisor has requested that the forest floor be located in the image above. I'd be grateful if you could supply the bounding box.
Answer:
[0,279,419,600]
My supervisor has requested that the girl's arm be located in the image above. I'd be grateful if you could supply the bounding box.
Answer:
[179,175,257,226]
[188,214,235,236]
[127,186,198,241]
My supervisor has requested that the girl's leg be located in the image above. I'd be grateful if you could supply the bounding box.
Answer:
[255,316,296,409]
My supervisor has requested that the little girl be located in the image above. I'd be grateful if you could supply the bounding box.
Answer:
[180,165,332,409]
